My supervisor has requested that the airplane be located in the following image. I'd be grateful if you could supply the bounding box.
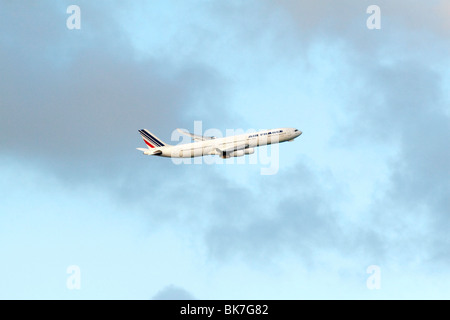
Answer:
[136,127,302,158]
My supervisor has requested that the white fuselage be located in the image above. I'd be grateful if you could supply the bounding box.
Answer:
[158,128,302,158]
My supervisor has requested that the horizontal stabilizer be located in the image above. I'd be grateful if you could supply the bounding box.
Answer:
[136,147,162,155]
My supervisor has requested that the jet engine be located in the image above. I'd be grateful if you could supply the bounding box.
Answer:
[221,148,255,158]
[244,148,255,155]
[229,148,254,157]
[229,150,245,157]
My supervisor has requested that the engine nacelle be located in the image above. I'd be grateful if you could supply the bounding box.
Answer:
[222,148,255,158]
[229,150,245,157]
[244,148,255,155]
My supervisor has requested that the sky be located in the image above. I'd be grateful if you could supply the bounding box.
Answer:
[0,0,449,299]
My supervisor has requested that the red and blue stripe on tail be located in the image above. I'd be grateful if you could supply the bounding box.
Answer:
[138,129,166,148]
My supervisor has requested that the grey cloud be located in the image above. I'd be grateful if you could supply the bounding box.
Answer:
[333,58,450,266]
[0,1,231,181]
[208,0,449,64]
[373,65,450,264]
[108,160,352,264]
[352,62,449,191]
[271,0,450,38]
[255,0,450,267]
[198,0,450,266]
[152,284,196,300]
[1,0,449,272]
[205,163,350,264]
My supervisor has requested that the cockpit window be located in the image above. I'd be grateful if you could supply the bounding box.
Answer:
[294,129,299,132]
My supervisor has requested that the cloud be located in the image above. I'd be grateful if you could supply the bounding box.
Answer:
[252,0,450,267]
[179,0,450,270]
[152,285,196,300]
[0,1,231,181]
[205,163,342,262]
[271,0,450,38]
[310,38,450,269]
[1,0,449,280]
[360,61,450,266]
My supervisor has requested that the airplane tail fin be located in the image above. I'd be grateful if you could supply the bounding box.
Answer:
[138,129,170,148]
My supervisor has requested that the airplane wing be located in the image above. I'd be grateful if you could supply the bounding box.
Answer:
[177,128,216,141]
[215,142,249,154]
